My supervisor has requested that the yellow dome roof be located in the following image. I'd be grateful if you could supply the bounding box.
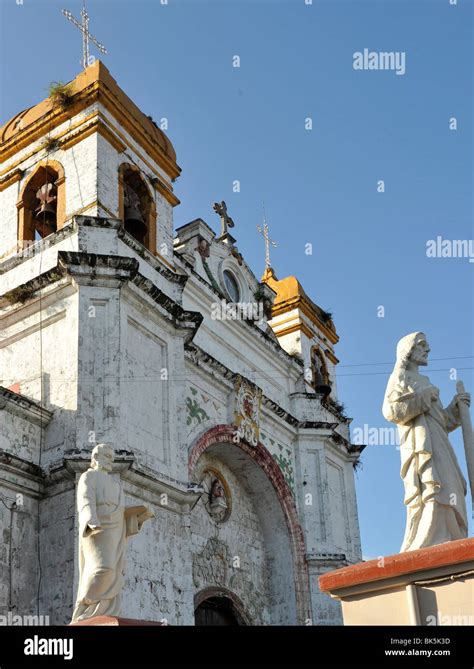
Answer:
[0,61,179,176]
[262,267,338,343]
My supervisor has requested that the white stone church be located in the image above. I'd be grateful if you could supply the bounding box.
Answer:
[0,62,363,625]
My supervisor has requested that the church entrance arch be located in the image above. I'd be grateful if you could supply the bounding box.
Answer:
[194,587,248,626]
[189,424,310,625]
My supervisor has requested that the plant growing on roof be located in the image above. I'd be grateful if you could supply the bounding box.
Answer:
[48,81,74,109]
[319,308,333,324]
[324,396,348,420]
[41,136,60,153]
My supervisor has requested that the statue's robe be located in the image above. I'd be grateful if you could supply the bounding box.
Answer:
[71,468,139,622]
[383,372,467,551]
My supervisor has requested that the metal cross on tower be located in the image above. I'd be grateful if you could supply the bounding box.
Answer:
[257,208,277,270]
[62,1,107,70]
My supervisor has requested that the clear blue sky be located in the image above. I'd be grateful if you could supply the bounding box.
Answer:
[1,0,473,558]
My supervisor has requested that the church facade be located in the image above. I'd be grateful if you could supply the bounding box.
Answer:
[0,62,363,626]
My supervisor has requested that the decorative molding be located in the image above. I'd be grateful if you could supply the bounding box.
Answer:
[0,264,68,308]
[0,450,44,498]
[306,552,349,567]
[0,168,23,192]
[0,387,53,426]
[96,118,127,154]
[148,173,180,207]
[130,272,202,344]
[298,421,338,430]
[325,349,340,365]
[58,250,139,288]
[0,221,77,273]
[57,450,201,506]
[272,320,314,340]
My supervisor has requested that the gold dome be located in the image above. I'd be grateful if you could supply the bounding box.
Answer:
[0,61,179,177]
[262,267,338,343]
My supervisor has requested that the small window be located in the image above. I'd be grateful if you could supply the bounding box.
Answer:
[223,269,240,302]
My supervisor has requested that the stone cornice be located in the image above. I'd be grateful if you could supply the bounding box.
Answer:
[75,215,180,277]
[59,250,202,342]
[0,216,186,282]
[0,387,53,426]
[0,250,203,342]
[49,450,201,507]
[298,421,339,430]
[0,449,43,477]
[0,450,44,498]
[0,221,77,274]
[0,264,68,308]
[307,552,348,564]
[185,345,297,428]
[58,250,139,287]
[175,218,217,242]
[130,273,202,344]
[116,229,184,282]
[0,167,23,192]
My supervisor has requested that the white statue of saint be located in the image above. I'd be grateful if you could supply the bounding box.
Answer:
[71,443,153,622]
[383,332,470,552]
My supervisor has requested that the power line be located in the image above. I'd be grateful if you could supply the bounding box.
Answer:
[338,366,474,378]
[3,366,473,385]
[338,356,474,368]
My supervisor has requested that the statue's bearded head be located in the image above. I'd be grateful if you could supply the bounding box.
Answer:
[91,443,114,472]
[396,332,429,369]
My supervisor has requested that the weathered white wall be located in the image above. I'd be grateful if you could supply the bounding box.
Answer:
[0,127,363,626]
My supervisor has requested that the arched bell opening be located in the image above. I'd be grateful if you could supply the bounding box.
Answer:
[118,164,157,253]
[311,346,332,396]
[17,162,66,245]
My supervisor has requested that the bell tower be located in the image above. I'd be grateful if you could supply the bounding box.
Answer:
[0,60,180,262]
[0,62,190,622]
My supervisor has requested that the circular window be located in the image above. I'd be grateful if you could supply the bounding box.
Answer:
[223,270,240,302]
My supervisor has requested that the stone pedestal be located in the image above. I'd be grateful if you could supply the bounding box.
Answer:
[70,616,167,626]
[319,537,474,625]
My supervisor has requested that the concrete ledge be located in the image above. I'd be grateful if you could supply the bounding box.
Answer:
[318,538,474,625]
[319,537,474,594]
[0,386,53,426]
[70,616,166,626]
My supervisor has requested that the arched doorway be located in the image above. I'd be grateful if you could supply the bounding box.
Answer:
[195,597,240,626]
[189,424,311,625]
[194,588,249,626]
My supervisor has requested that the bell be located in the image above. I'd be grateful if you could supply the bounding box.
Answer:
[312,357,331,397]
[34,182,57,233]
[124,185,147,243]
[315,383,332,397]
[34,202,57,224]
